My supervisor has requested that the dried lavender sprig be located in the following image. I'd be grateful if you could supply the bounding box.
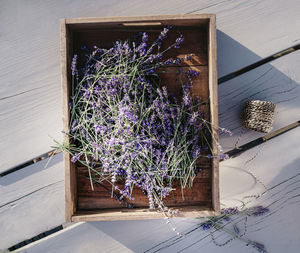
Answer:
[197,206,269,253]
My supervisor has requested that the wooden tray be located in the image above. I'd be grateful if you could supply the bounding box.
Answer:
[61,14,219,222]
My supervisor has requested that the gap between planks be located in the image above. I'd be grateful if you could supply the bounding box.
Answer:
[0,43,299,177]
[4,120,300,251]
[218,43,300,84]
[1,121,299,179]
[2,40,300,250]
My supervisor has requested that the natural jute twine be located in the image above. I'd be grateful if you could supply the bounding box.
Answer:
[242,100,276,133]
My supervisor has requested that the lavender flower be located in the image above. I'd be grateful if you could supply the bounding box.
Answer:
[250,241,267,253]
[185,55,192,61]
[174,34,184,48]
[71,153,81,163]
[200,222,212,230]
[250,206,270,216]
[142,32,148,43]
[187,69,199,77]
[199,206,268,253]
[71,55,78,76]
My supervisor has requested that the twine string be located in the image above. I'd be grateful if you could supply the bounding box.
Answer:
[242,100,275,133]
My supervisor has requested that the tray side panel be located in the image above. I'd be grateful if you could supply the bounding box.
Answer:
[208,15,220,214]
[61,19,77,222]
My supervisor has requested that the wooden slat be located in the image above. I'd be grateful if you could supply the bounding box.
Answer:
[14,220,200,253]
[61,19,77,223]
[208,14,220,214]
[14,222,135,253]
[0,154,64,249]
[206,0,300,77]
[72,206,215,221]
[220,128,300,206]
[73,28,208,66]
[77,168,212,210]
[65,14,214,25]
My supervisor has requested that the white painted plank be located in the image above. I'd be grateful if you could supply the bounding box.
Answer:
[13,222,135,253]
[219,50,300,152]
[4,127,300,252]
[206,0,300,77]
[0,154,64,249]
[1,0,300,172]
[14,220,199,253]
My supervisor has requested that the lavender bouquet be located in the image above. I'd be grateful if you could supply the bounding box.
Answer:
[56,27,228,213]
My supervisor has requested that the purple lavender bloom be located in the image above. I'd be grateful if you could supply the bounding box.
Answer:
[183,93,192,106]
[160,27,169,39]
[71,153,81,163]
[187,70,199,77]
[250,206,269,216]
[200,222,212,230]
[192,147,200,159]
[185,55,192,61]
[142,32,148,43]
[183,82,192,92]
[71,55,78,76]
[251,241,267,253]
[155,27,169,47]
[221,207,239,215]
[71,119,77,131]
[174,34,184,48]
[233,224,240,234]
[219,154,229,160]
[81,45,88,51]
[163,59,173,65]
[92,142,102,151]
[220,127,233,136]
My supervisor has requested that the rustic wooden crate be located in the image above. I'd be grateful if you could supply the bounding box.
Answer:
[61,14,219,222]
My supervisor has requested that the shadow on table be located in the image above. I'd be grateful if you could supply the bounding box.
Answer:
[217,30,262,78]
[87,157,300,253]
[216,31,300,152]
[0,153,62,186]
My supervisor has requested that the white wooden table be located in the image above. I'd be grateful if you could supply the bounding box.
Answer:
[1,0,300,252]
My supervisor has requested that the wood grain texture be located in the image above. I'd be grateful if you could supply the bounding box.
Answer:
[77,168,212,210]
[72,28,208,66]
[208,14,220,214]
[61,19,77,223]
[1,0,299,173]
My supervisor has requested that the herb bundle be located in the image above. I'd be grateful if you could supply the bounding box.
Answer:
[56,27,228,213]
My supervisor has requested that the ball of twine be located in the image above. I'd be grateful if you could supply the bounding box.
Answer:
[242,100,276,133]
